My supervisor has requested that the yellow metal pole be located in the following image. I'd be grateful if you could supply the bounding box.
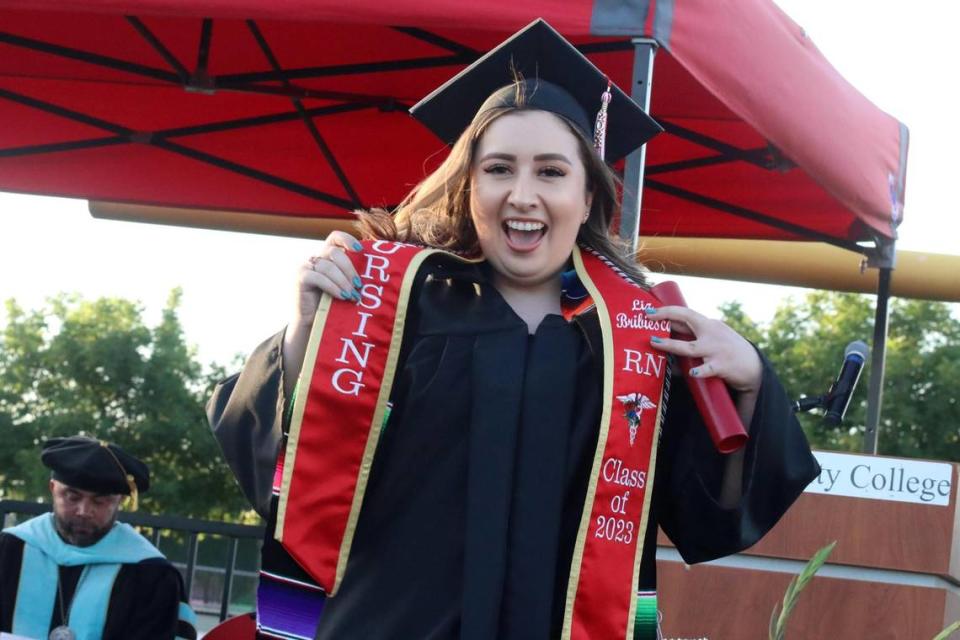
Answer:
[89,201,352,239]
[637,237,960,302]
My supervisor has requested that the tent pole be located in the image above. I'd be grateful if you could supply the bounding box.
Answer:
[863,237,896,454]
[619,38,658,250]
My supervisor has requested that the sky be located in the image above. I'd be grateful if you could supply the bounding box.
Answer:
[1,0,958,367]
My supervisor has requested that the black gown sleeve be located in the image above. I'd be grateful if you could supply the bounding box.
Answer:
[0,533,24,632]
[105,559,196,640]
[206,331,287,518]
[653,352,821,564]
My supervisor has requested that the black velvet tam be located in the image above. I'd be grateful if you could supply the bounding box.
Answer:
[41,436,149,496]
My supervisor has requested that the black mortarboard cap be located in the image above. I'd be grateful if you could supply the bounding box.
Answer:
[410,19,662,163]
[41,436,150,497]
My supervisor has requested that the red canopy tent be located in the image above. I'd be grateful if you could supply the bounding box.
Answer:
[0,0,906,245]
[0,0,907,444]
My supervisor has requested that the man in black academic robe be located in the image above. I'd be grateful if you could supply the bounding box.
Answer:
[0,436,197,640]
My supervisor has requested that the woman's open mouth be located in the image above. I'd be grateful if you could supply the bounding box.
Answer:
[503,219,547,252]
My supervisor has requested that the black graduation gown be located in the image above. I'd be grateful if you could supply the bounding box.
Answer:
[207,260,819,639]
[0,532,197,639]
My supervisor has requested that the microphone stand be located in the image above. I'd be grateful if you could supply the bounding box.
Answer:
[793,395,829,415]
[794,391,849,426]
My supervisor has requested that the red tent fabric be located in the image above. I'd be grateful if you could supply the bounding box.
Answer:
[0,0,907,247]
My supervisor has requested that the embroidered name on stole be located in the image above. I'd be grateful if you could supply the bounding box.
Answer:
[276,243,669,639]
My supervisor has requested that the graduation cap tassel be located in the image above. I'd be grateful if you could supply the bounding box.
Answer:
[100,440,139,511]
[126,474,139,512]
[593,79,613,161]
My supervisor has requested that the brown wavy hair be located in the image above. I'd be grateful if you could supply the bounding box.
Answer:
[355,102,648,286]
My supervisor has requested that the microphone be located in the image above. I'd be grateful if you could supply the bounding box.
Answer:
[823,340,869,426]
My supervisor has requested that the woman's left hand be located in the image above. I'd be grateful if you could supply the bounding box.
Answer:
[648,306,762,393]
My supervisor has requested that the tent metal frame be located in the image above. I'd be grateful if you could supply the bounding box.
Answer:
[617,41,893,455]
[0,17,894,451]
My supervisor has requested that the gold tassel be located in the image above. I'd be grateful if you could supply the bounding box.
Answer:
[100,441,138,511]
[126,473,139,512]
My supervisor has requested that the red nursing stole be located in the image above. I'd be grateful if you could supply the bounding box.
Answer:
[563,247,670,640]
[275,240,439,596]
[275,241,670,640]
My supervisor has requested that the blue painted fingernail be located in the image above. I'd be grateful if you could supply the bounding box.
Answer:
[647,307,658,315]
[690,368,699,376]
[340,290,352,300]
[352,242,363,251]
[351,290,362,302]
[650,336,663,344]
[353,276,362,289]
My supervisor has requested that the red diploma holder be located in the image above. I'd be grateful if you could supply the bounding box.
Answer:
[203,613,256,640]
[650,281,748,454]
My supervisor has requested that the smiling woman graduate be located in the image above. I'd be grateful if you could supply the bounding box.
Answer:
[207,19,819,640]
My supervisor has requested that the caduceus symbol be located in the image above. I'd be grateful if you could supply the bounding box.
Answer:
[616,393,657,445]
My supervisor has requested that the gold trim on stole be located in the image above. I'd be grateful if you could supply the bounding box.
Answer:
[626,382,665,639]
[276,293,333,535]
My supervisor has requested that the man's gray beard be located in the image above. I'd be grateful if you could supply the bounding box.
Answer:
[54,511,117,547]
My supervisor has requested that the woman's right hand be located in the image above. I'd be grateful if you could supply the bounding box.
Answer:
[283,231,363,396]
[291,231,364,330]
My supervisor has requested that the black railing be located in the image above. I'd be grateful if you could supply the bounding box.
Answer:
[0,500,265,623]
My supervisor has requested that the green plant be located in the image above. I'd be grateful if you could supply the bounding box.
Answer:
[767,541,959,639]
[932,620,960,640]
[769,541,836,640]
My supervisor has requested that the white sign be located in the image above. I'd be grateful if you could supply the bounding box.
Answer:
[805,451,953,506]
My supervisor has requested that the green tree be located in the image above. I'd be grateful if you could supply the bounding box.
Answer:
[721,292,960,461]
[0,290,252,520]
